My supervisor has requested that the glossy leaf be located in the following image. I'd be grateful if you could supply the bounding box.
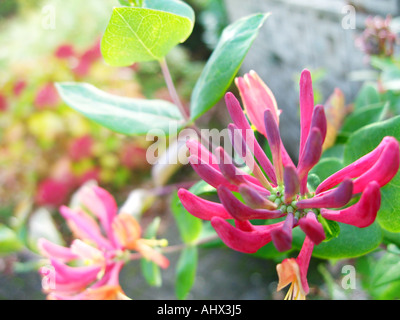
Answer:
[0,224,23,255]
[340,102,387,136]
[344,116,400,232]
[175,246,197,300]
[293,222,382,259]
[141,217,162,287]
[190,13,269,121]
[310,157,343,182]
[56,82,185,136]
[354,82,380,110]
[101,0,194,65]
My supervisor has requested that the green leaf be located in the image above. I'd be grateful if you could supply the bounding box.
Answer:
[56,82,185,136]
[175,246,197,300]
[310,157,343,182]
[344,116,400,232]
[371,251,400,287]
[171,191,203,244]
[293,222,382,259]
[101,0,194,65]
[318,216,340,242]
[190,13,269,121]
[340,102,387,135]
[0,224,23,256]
[354,82,380,110]
[188,180,216,196]
[140,217,162,287]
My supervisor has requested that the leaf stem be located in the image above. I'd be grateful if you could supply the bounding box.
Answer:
[159,58,190,121]
[159,58,217,151]
[129,234,219,261]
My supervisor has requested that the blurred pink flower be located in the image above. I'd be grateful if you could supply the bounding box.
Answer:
[0,94,8,112]
[54,44,76,60]
[36,179,70,208]
[13,80,27,97]
[73,39,102,77]
[38,185,169,300]
[34,83,60,109]
[68,135,94,162]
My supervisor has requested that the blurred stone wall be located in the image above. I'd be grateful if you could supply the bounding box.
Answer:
[224,0,400,161]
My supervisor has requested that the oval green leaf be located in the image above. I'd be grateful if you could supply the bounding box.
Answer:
[141,217,162,287]
[101,0,195,66]
[190,13,269,121]
[293,222,382,259]
[171,191,203,244]
[175,246,197,300]
[56,82,185,136]
[0,224,23,256]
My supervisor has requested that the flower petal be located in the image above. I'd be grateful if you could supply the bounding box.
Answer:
[299,69,315,161]
[38,238,78,262]
[188,155,238,192]
[321,181,381,228]
[235,71,279,136]
[283,165,300,204]
[238,184,277,210]
[218,185,284,221]
[352,138,399,194]
[177,188,232,220]
[186,139,219,169]
[271,213,295,252]
[211,217,281,253]
[215,147,247,185]
[264,109,284,183]
[297,178,353,209]
[316,136,394,194]
[59,206,113,251]
[299,212,326,245]
[225,93,277,184]
[297,127,323,183]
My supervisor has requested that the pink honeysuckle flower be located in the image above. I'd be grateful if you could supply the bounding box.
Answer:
[178,69,400,298]
[38,185,169,300]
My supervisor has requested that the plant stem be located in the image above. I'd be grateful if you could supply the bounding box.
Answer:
[159,58,217,151]
[129,234,219,261]
[159,58,190,121]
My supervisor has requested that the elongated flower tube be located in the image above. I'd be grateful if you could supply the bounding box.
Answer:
[271,213,295,252]
[211,217,284,254]
[218,185,284,221]
[178,69,400,299]
[235,70,280,136]
[38,185,169,300]
[316,136,399,194]
[321,181,381,228]
[264,109,284,184]
[277,237,314,300]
